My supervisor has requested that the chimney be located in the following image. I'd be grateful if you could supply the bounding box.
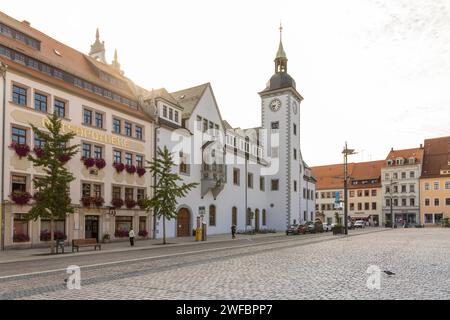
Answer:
[391,147,394,152]
[22,20,31,26]
[420,144,423,148]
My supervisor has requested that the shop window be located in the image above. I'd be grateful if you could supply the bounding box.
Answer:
[13,213,29,242]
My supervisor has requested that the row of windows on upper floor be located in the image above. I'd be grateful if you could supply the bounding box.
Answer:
[385,184,417,194]
[384,171,416,180]
[11,174,147,203]
[424,181,450,190]
[11,126,145,167]
[385,198,417,207]
[386,157,417,166]
[0,22,41,50]
[1,45,137,109]
[316,190,377,199]
[11,83,144,140]
[423,198,450,207]
[161,105,180,124]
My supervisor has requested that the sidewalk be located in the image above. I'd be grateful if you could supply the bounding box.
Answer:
[0,232,285,264]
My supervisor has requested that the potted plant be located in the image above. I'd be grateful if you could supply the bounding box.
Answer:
[137,167,146,177]
[10,191,32,205]
[10,142,30,158]
[125,164,136,174]
[82,157,96,169]
[125,199,137,209]
[95,158,106,170]
[113,162,125,173]
[111,198,124,208]
[102,233,111,243]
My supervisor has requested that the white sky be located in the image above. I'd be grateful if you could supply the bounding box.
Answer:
[2,0,450,166]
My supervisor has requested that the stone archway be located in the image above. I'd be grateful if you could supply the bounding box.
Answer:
[177,208,191,237]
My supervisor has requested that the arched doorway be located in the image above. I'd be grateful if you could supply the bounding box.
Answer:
[255,209,260,231]
[177,208,191,237]
[232,207,237,226]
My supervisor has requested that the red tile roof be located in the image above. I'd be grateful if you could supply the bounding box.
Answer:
[384,147,424,167]
[421,136,450,178]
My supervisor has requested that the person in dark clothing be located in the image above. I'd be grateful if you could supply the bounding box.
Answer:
[231,225,237,239]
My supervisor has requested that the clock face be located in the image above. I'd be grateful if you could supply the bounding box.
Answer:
[270,99,281,112]
[293,102,298,115]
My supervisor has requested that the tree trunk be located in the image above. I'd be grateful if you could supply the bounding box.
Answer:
[163,215,166,245]
[50,217,55,254]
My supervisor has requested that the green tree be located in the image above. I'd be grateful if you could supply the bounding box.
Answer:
[145,146,198,244]
[27,113,79,254]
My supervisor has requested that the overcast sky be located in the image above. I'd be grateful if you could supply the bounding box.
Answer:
[2,0,449,166]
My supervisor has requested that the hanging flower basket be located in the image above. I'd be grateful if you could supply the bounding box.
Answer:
[125,164,136,174]
[83,157,96,168]
[10,191,32,205]
[137,198,147,209]
[138,230,148,238]
[95,158,106,169]
[10,142,30,158]
[113,162,125,173]
[111,198,124,208]
[13,233,30,243]
[92,196,104,207]
[136,167,146,177]
[58,154,72,163]
[114,229,129,238]
[81,196,92,207]
[125,199,137,209]
[33,147,45,158]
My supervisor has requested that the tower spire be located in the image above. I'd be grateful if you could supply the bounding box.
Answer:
[111,48,121,71]
[89,27,106,64]
[274,24,288,73]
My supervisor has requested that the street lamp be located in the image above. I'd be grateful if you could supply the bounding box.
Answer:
[342,142,357,235]
[387,180,398,228]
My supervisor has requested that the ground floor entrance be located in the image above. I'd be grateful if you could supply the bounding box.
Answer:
[85,215,99,241]
[177,208,191,237]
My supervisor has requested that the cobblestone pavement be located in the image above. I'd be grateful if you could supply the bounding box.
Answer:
[1,228,449,300]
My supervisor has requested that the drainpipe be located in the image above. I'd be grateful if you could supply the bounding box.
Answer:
[1,62,8,251]
[245,136,249,231]
[152,99,159,240]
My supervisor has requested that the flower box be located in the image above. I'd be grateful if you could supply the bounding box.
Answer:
[81,196,92,207]
[92,196,104,207]
[83,157,96,168]
[40,230,66,242]
[34,147,45,158]
[13,233,30,243]
[125,199,137,209]
[10,142,30,158]
[58,154,72,163]
[113,162,125,173]
[137,167,146,177]
[111,198,124,208]
[114,229,129,238]
[137,198,147,209]
[10,191,32,205]
[125,164,136,174]
[95,158,106,169]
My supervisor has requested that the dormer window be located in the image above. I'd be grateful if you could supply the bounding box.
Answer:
[408,157,415,164]
[396,158,403,165]
[387,160,393,166]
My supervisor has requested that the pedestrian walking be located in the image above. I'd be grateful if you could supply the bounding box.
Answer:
[231,225,237,239]
[129,227,135,246]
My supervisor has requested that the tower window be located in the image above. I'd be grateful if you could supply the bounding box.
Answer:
[271,122,279,130]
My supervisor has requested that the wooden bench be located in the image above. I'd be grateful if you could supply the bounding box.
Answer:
[72,238,101,252]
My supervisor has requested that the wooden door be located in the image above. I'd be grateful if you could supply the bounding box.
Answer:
[177,208,191,237]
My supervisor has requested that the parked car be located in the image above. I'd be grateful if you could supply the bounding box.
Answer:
[286,224,307,235]
[354,220,365,229]
[322,223,333,232]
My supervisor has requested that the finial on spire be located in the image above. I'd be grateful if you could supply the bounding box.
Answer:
[114,48,118,62]
[111,48,121,71]
[96,28,99,40]
[279,22,283,42]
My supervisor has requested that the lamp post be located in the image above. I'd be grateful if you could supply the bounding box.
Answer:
[342,142,356,235]
[387,180,398,228]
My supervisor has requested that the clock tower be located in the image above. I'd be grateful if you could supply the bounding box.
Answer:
[259,25,304,230]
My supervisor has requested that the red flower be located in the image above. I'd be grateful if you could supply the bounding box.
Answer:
[138,230,148,237]
[59,154,72,163]
[137,167,146,177]
[113,162,125,173]
[34,147,45,158]
[111,198,124,208]
[92,196,104,207]
[10,143,30,158]
[83,157,96,168]
[125,164,136,174]
[81,196,92,207]
[95,158,106,169]
[13,233,30,243]
[125,199,136,209]
[114,229,129,238]
[10,191,32,205]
